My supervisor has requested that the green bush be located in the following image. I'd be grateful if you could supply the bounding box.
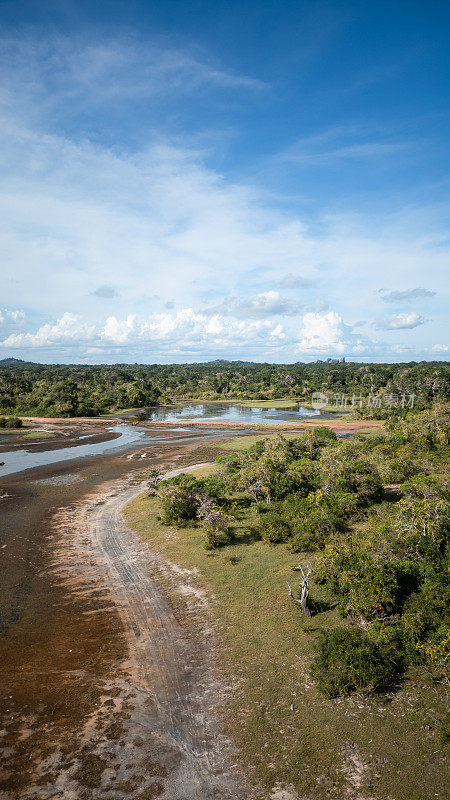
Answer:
[203,513,234,550]
[158,474,200,525]
[0,416,23,428]
[401,578,450,665]
[321,452,383,505]
[257,510,292,543]
[311,426,338,444]
[312,627,400,697]
[315,542,419,620]
[289,506,345,552]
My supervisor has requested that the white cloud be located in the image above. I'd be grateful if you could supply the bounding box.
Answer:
[0,308,289,355]
[431,343,449,353]
[205,290,297,318]
[0,35,448,362]
[0,35,265,124]
[277,126,410,166]
[374,312,426,330]
[0,309,25,326]
[297,311,347,352]
[3,313,95,348]
[0,308,26,339]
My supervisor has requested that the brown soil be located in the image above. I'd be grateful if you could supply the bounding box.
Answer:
[0,420,120,454]
[0,427,248,799]
[140,419,382,433]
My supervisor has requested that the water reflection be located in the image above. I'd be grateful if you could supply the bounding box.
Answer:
[144,402,320,423]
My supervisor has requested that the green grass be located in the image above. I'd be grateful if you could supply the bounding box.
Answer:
[125,476,448,800]
[217,431,308,451]
[234,399,300,409]
[21,430,57,440]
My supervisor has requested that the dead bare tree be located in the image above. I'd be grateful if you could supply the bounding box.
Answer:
[287,564,313,617]
[146,467,162,496]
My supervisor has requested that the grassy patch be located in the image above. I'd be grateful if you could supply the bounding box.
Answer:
[125,483,448,800]
[21,430,57,440]
[217,431,309,452]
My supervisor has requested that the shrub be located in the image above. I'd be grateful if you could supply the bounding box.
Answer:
[393,497,449,565]
[311,426,338,444]
[401,578,450,665]
[311,627,399,697]
[381,456,418,483]
[196,473,226,501]
[289,507,345,552]
[402,473,449,501]
[257,510,292,543]
[315,543,419,619]
[0,416,23,428]
[321,453,383,506]
[158,474,200,525]
[203,513,233,550]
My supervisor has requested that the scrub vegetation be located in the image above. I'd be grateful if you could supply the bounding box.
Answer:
[126,403,449,799]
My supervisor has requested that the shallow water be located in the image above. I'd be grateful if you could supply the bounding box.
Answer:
[143,401,320,423]
[0,424,249,478]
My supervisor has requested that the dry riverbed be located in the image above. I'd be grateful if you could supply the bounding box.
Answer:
[0,423,251,799]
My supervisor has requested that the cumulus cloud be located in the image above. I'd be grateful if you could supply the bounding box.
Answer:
[297,311,347,352]
[374,312,426,330]
[295,310,372,355]
[100,308,287,347]
[0,308,26,339]
[2,313,95,348]
[430,343,449,353]
[0,309,25,326]
[378,287,436,303]
[0,309,287,353]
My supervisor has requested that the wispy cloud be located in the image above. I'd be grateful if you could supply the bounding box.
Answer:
[277,125,411,166]
[275,273,316,289]
[0,34,266,127]
[0,31,448,363]
[378,287,436,303]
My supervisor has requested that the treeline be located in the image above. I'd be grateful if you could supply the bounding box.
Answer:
[155,405,449,697]
[0,360,448,417]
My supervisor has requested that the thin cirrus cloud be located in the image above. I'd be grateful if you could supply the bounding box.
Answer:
[276,126,410,166]
[373,312,427,330]
[0,35,266,123]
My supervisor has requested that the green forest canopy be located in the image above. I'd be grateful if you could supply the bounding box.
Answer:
[0,359,448,417]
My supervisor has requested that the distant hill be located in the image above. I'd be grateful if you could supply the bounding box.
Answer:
[0,357,36,367]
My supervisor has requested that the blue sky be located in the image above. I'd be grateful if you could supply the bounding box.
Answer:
[0,0,448,363]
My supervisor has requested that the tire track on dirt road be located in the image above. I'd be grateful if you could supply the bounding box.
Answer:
[87,465,249,800]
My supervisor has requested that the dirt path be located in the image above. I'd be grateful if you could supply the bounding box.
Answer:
[43,466,248,800]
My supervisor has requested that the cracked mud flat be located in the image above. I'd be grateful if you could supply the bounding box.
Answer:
[1,468,249,800]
